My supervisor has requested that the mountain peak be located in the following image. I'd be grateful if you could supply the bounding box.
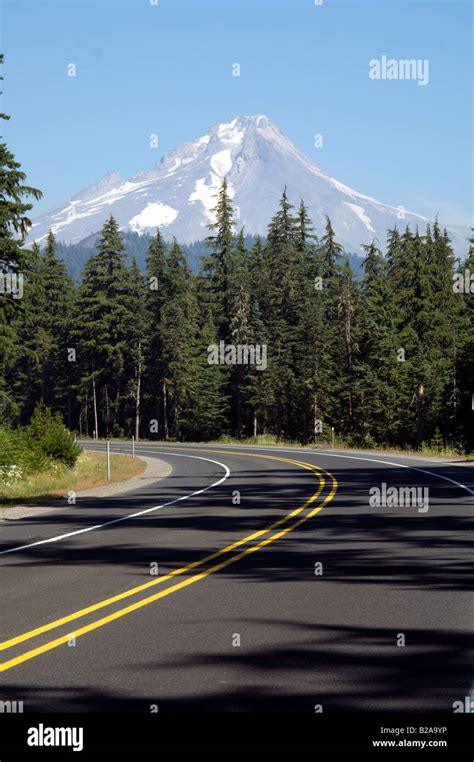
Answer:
[210,114,292,147]
[28,116,467,256]
[213,114,271,129]
[213,114,273,131]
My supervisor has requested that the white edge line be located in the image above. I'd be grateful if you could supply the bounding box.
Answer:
[133,443,474,498]
[215,444,474,497]
[313,451,474,496]
[0,451,230,556]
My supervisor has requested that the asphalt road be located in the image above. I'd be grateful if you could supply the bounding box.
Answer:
[0,442,472,713]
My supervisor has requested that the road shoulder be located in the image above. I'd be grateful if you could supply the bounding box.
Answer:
[0,452,172,522]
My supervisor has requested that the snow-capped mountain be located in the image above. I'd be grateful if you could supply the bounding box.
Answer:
[29,115,468,256]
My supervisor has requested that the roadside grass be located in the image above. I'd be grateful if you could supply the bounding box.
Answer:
[0,451,145,507]
[78,434,472,460]
[210,437,471,460]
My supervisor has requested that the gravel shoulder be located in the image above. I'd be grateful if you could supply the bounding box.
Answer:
[0,452,172,521]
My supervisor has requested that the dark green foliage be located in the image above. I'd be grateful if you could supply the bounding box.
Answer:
[76,215,133,437]
[159,239,198,439]
[0,54,42,417]
[27,403,81,467]
[0,54,42,270]
[352,240,399,444]
[35,421,81,467]
[186,317,229,441]
[0,427,48,474]
[431,427,444,452]
[1,147,472,452]
[203,176,236,341]
[0,403,80,479]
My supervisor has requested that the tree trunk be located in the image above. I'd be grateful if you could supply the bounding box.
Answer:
[104,385,110,438]
[92,374,99,439]
[135,342,142,441]
[313,392,318,444]
[344,303,354,422]
[84,388,89,437]
[162,380,169,441]
[236,371,241,439]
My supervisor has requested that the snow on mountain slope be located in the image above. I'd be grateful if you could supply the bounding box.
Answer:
[28,115,469,256]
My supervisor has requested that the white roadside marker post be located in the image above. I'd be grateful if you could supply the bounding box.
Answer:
[132,435,135,458]
[106,441,111,481]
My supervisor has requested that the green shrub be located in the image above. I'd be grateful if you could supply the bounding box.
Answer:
[0,404,81,484]
[0,427,47,480]
[27,403,81,468]
[0,428,19,468]
[27,402,56,440]
[37,422,81,467]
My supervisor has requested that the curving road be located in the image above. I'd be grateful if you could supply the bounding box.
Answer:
[0,442,472,713]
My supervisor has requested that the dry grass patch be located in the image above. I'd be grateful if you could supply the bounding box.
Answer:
[0,451,146,506]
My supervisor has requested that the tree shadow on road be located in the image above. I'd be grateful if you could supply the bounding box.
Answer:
[0,620,471,713]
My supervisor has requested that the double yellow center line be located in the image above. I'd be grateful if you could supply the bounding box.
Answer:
[0,448,337,673]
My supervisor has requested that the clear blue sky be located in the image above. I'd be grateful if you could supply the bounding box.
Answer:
[1,0,472,225]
